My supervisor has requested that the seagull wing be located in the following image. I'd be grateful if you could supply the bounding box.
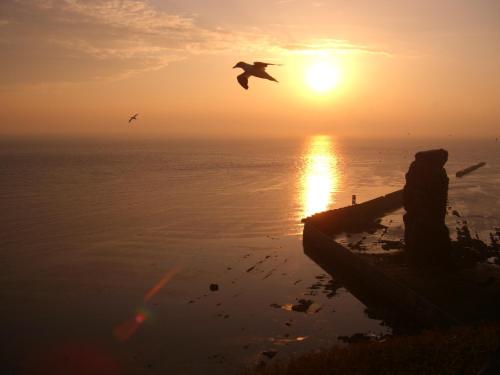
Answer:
[237,73,249,90]
[253,62,281,70]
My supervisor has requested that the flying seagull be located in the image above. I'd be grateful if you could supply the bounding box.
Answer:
[128,113,138,123]
[233,61,280,90]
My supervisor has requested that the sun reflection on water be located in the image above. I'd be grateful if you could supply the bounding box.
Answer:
[301,135,339,218]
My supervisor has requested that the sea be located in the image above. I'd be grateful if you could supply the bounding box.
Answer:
[1,136,498,374]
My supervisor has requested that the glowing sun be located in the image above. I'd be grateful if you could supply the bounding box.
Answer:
[306,61,339,93]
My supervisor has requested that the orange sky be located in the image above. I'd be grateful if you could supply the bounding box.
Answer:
[0,0,499,138]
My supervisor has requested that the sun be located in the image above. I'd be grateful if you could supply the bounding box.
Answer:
[306,61,339,93]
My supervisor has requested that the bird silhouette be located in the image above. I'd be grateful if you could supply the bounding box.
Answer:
[128,113,138,123]
[233,61,280,90]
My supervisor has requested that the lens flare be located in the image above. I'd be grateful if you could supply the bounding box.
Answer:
[114,266,181,342]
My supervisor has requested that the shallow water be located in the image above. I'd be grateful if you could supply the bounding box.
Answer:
[0,136,498,374]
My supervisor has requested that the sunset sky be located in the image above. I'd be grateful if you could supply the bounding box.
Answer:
[1,0,499,138]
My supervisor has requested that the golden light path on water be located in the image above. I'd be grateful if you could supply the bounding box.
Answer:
[301,135,339,218]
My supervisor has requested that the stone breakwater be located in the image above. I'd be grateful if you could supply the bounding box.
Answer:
[456,162,486,177]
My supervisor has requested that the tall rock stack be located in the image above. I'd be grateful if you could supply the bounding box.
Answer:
[403,149,452,266]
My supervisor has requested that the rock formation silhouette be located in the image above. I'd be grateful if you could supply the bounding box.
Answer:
[403,149,452,266]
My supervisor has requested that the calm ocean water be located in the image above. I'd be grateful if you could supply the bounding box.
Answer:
[1,136,498,374]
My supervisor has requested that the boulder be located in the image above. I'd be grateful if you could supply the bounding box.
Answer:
[403,149,452,266]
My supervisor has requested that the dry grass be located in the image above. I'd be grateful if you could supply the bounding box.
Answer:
[249,323,500,375]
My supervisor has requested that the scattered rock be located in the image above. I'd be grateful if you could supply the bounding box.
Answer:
[322,279,343,298]
[378,239,404,251]
[291,298,322,314]
[292,299,314,313]
[348,240,366,251]
[307,276,342,298]
[271,300,321,313]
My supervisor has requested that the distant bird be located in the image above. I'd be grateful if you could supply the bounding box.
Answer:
[128,113,138,123]
[233,61,280,90]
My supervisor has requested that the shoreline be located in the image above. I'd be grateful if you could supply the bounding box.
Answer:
[249,322,500,375]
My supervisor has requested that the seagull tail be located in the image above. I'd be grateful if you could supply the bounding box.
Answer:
[264,73,278,83]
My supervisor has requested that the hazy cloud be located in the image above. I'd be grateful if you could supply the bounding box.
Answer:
[0,0,386,86]
[280,38,392,57]
[0,0,282,85]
